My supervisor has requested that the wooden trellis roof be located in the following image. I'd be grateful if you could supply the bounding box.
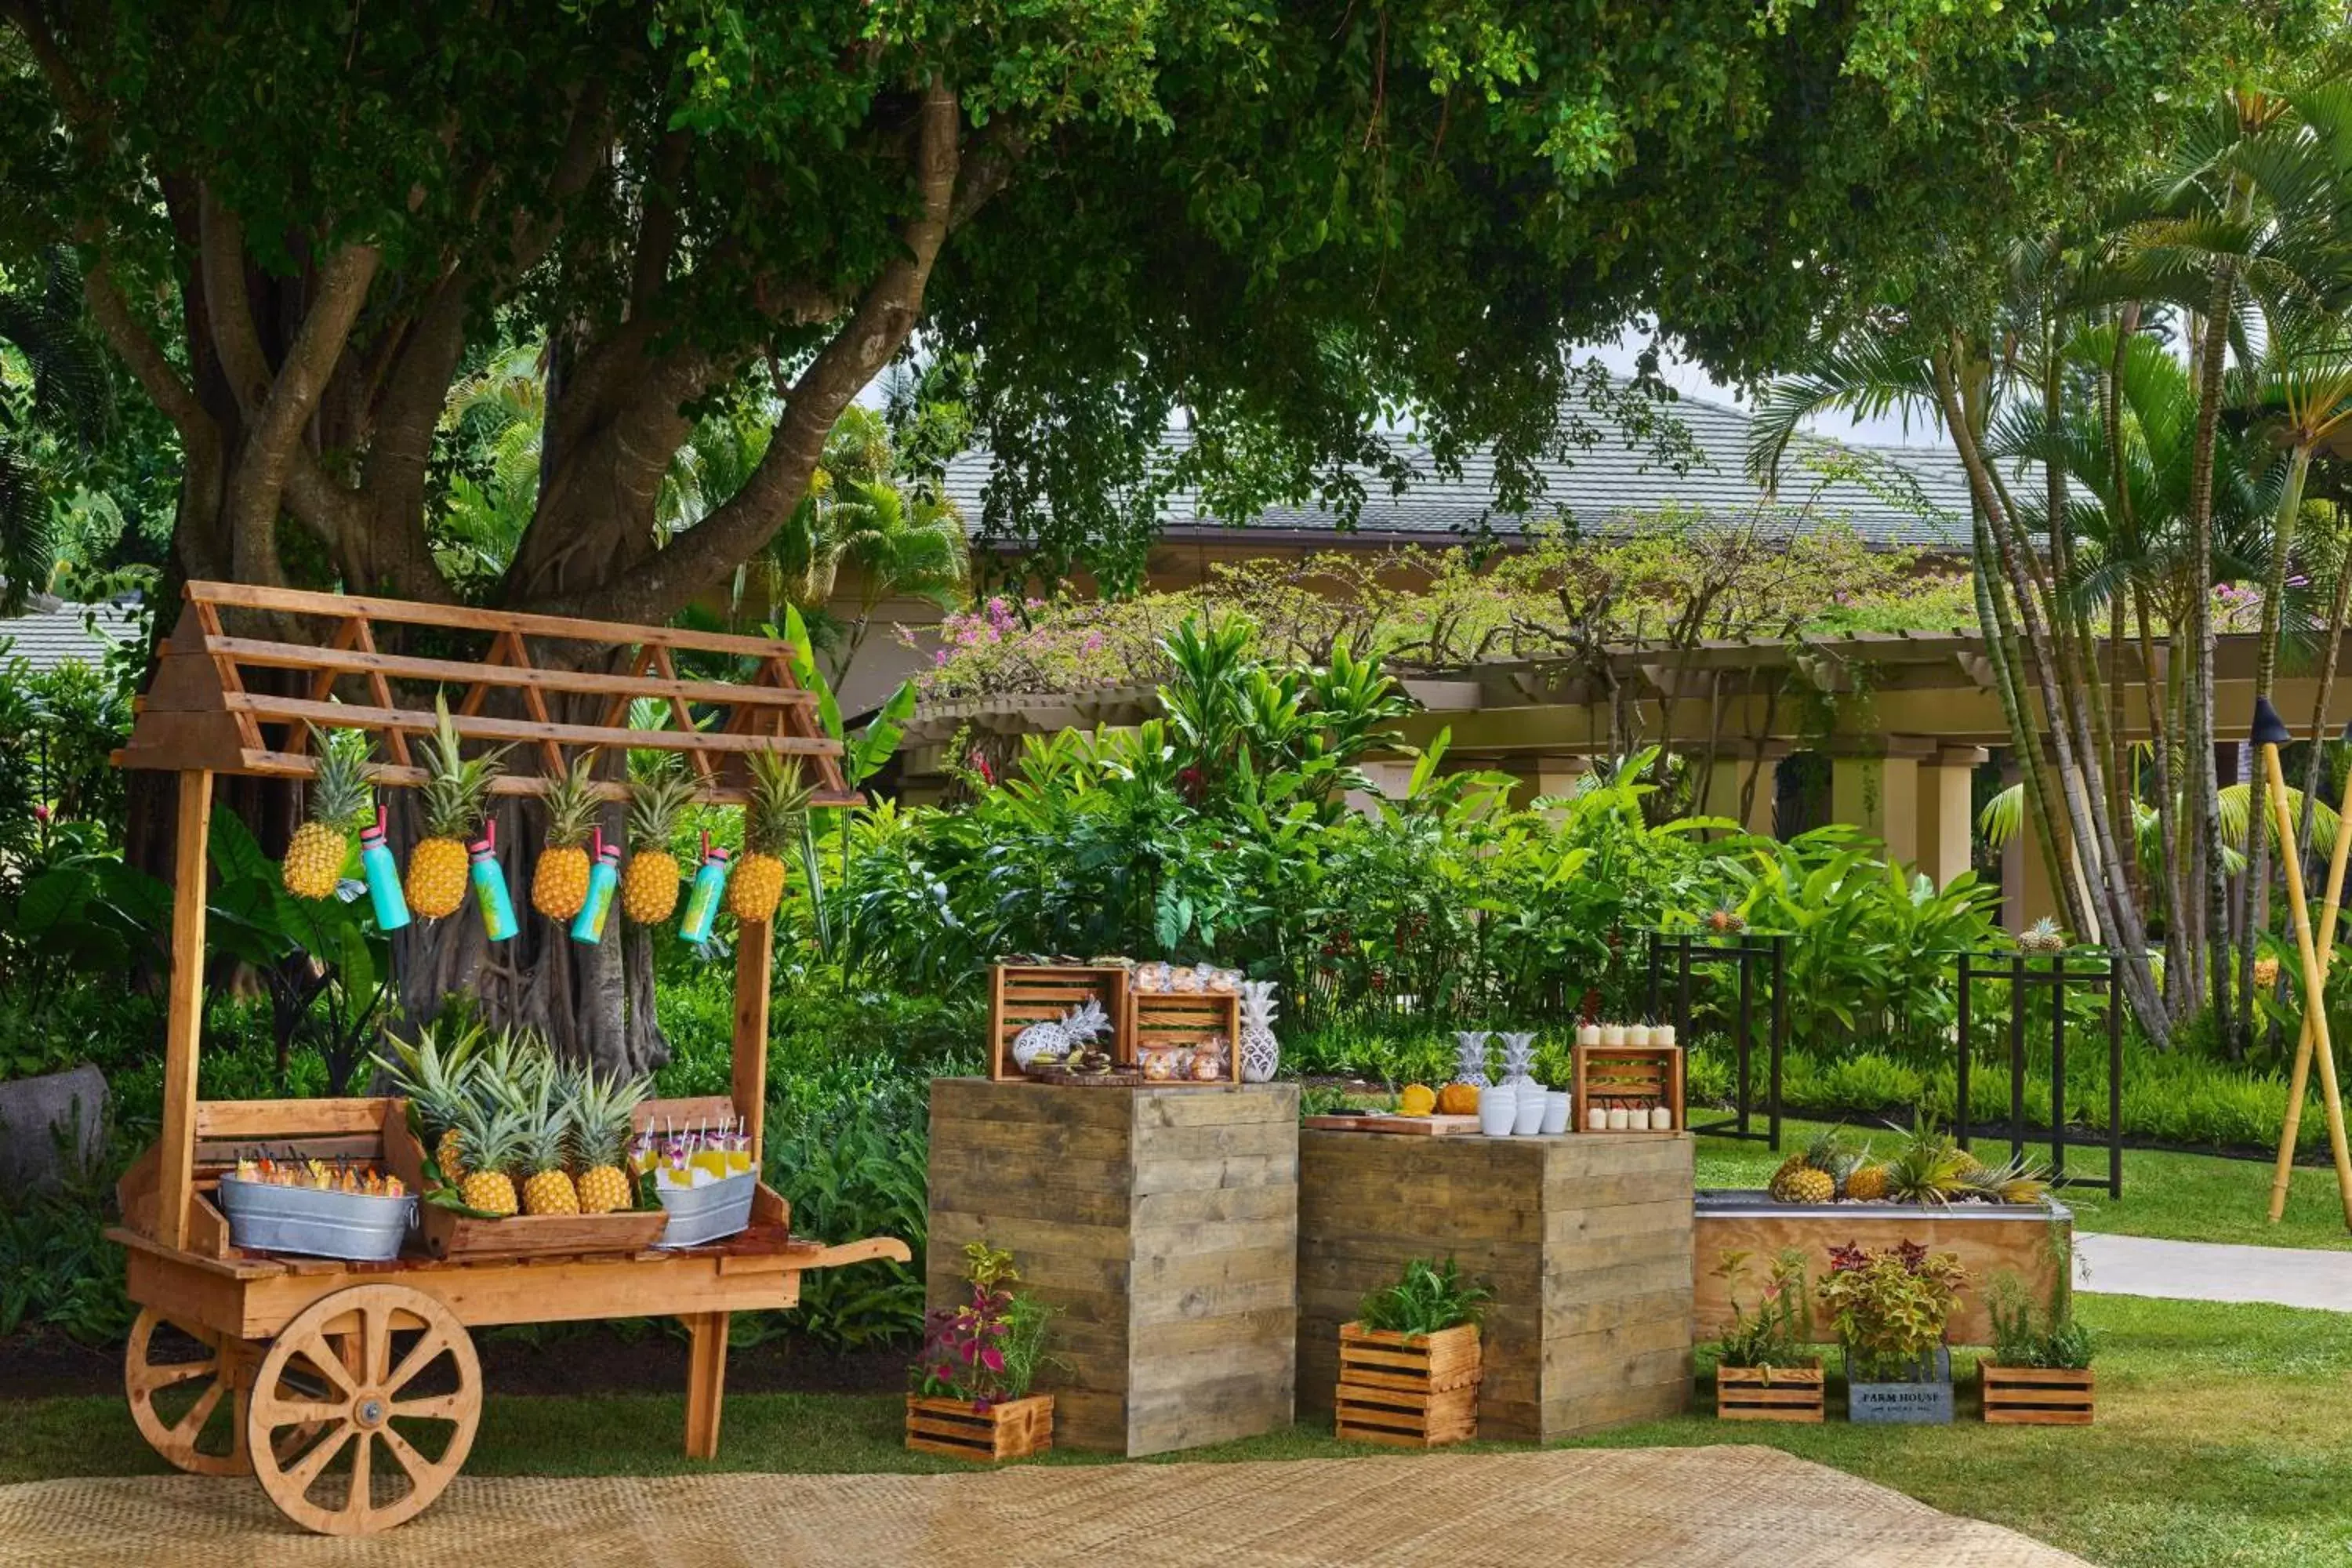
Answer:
[116,583,855,804]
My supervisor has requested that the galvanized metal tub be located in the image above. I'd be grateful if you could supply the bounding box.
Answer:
[1846,1346,1955,1425]
[653,1169,757,1249]
[216,1175,416,1262]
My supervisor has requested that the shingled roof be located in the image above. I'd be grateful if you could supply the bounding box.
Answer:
[0,597,141,675]
[942,390,1974,554]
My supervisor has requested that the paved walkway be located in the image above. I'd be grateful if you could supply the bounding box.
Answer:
[0,1448,2088,1567]
[2077,1232,2352,1311]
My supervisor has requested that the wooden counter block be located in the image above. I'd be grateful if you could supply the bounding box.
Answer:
[1298,1130,1694,1443]
[926,1077,1299,1457]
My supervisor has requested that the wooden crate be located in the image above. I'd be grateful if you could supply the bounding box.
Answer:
[381,1109,670,1260]
[1715,1363,1825,1422]
[905,1393,1055,1461]
[1335,1322,1481,1449]
[1299,1130,1694,1443]
[989,964,1130,1080]
[1980,1364,2095,1425]
[927,1078,1299,1457]
[1127,990,1243,1083]
[1570,1044,1685,1131]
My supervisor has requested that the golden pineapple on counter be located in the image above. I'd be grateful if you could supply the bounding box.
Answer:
[620,754,696,924]
[532,750,605,920]
[728,751,811,925]
[517,1077,580,1217]
[282,725,374,898]
[407,691,510,919]
[452,1098,525,1218]
[570,1065,648,1214]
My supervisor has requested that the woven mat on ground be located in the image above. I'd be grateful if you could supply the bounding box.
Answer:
[0,1446,2089,1567]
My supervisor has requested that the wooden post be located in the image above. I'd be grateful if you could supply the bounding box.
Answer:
[2261,739,2352,1229]
[156,771,213,1251]
[2272,727,2352,1222]
[731,924,771,1163]
[684,1310,729,1459]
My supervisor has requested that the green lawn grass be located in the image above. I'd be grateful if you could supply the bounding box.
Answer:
[5,1294,2347,1567]
[1697,1114,2352,1251]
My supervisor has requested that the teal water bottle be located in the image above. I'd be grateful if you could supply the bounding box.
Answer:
[571,831,622,945]
[358,808,411,931]
[468,818,517,942]
[678,835,730,946]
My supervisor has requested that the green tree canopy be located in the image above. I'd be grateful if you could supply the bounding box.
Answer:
[0,0,2291,621]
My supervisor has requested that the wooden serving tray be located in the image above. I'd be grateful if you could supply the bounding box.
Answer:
[1303,1113,1481,1136]
[416,1201,668,1261]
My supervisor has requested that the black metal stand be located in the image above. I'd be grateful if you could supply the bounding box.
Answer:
[1643,931,1789,1150]
[1955,946,2125,1199]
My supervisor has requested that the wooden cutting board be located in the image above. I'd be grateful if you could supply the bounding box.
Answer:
[1302,1113,1481,1136]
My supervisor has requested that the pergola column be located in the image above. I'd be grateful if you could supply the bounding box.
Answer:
[1828,739,1931,867]
[1700,750,1781,837]
[1915,746,1986,887]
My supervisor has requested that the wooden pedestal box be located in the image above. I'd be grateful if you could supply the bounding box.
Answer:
[1299,1130,1695,1443]
[926,1078,1299,1457]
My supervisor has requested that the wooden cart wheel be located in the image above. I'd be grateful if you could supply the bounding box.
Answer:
[245,1284,481,1536]
[125,1307,252,1475]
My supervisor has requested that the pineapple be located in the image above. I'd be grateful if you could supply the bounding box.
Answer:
[1767,1160,1836,1205]
[1010,997,1111,1068]
[1704,906,1747,935]
[1497,1030,1538,1087]
[1237,979,1281,1083]
[283,725,373,898]
[373,1022,481,1181]
[451,1098,524,1217]
[728,752,811,925]
[1843,1161,1890,1203]
[408,691,511,919]
[532,750,604,920]
[571,1066,648,1214]
[517,1080,580,1217]
[1451,1030,1493,1089]
[621,755,697,924]
[2016,917,2067,956]
[1880,1120,1976,1206]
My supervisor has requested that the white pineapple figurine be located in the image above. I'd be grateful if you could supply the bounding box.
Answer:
[1498,1031,1538,1087]
[1452,1030,1492,1088]
[1239,981,1281,1083]
[1011,996,1112,1068]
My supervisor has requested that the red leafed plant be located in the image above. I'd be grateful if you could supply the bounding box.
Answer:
[913,1240,1055,1410]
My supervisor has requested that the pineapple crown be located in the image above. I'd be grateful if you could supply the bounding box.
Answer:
[625,753,699,852]
[742,751,814,855]
[1060,997,1109,1043]
[373,1021,481,1132]
[419,691,512,839]
[569,1065,649,1167]
[518,1074,575,1174]
[451,1095,527,1174]
[1240,978,1279,1025]
[305,724,376,829]
[540,750,606,850]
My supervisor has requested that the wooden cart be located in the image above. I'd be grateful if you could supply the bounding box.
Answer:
[107,583,913,1535]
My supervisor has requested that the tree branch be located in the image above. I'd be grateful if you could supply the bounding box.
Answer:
[630,129,691,315]
[82,259,212,446]
[1,1,96,127]
[224,239,383,584]
[565,79,964,621]
[197,187,274,419]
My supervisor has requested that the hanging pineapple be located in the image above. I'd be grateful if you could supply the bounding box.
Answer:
[408,692,510,920]
[532,750,604,921]
[621,754,698,924]
[728,752,811,925]
[282,726,375,898]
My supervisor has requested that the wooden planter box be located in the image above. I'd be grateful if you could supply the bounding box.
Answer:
[1570,1044,1685,1131]
[1127,990,1243,1083]
[988,964,1129,1080]
[1334,1322,1482,1448]
[1715,1362,1825,1423]
[905,1393,1055,1461]
[1980,1364,2095,1425]
[383,1102,670,1261]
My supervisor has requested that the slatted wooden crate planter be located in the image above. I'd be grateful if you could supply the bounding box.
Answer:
[1980,1364,2095,1425]
[1570,1044,1685,1131]
[1334,1323,1482,1447]
[904,1393,1056,1461]
[1715,1363,1826,1423]
[1127,990,1243,1083]
[988,964,1129,1080]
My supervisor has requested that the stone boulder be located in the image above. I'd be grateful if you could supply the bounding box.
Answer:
[0,1065,108,1195]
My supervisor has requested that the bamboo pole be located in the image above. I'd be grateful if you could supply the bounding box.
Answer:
[2270,718,2352,1221]
[2256,704,2352,1229]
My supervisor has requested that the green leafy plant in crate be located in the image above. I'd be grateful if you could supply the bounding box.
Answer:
[1357,1255,1494,1338]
